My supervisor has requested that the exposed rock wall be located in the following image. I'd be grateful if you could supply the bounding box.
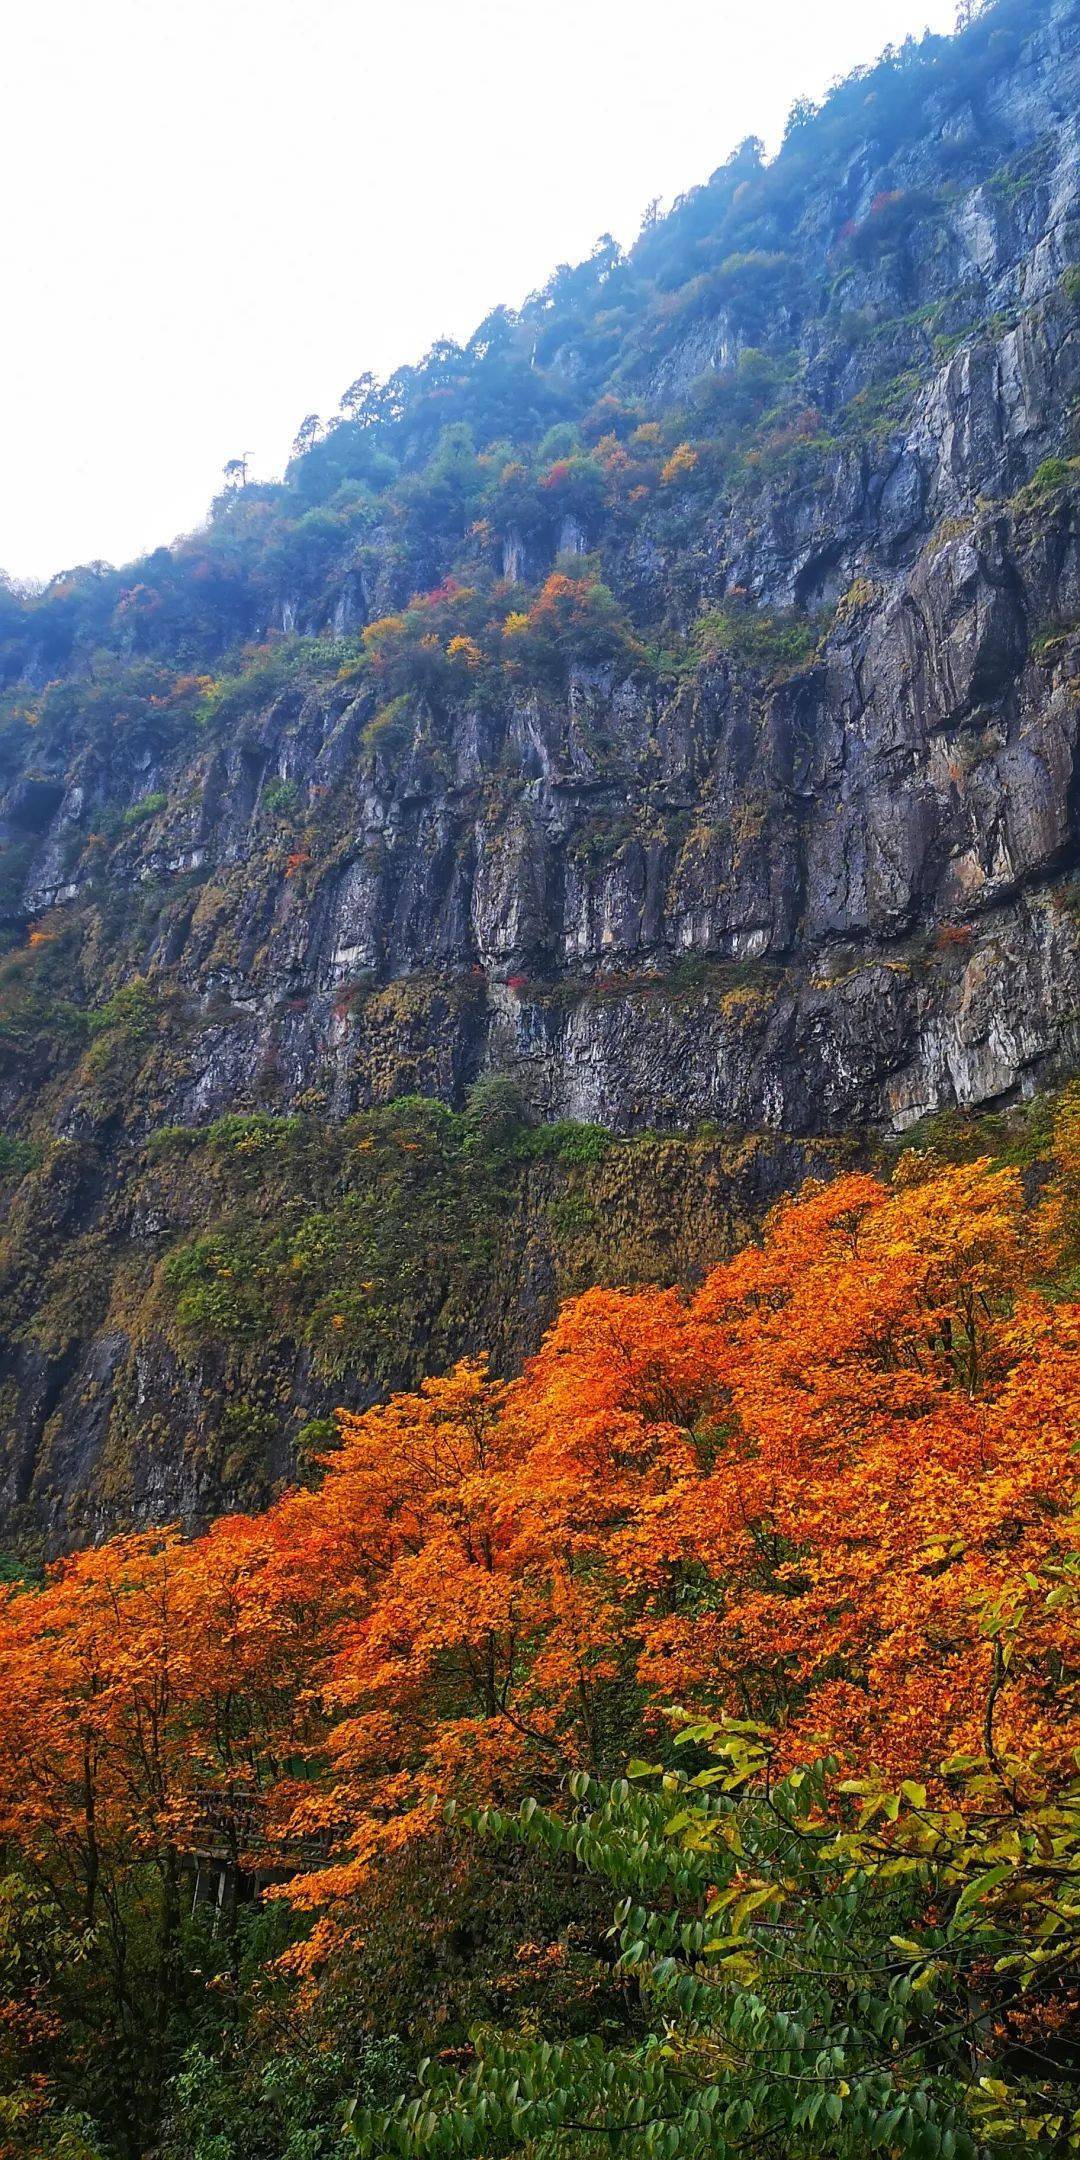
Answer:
[18,486,1078,1141]
[1,0,1079,1545]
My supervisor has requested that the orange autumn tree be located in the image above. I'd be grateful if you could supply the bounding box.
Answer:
[629,1157,1078,1776]
[288,1139,1079,1940]
[0,1105,1076,2052]
[0,1506,357,2131]
[285,1294,721,1939]
[283,1358,531,1923]
[0,1531,197,2137]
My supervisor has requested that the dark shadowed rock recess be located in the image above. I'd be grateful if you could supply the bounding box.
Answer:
[1,0,1078,1547]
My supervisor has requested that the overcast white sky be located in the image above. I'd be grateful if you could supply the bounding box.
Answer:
[1,0,958,584]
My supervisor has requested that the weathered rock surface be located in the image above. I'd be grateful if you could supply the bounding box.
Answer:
[1,0,1079,1545]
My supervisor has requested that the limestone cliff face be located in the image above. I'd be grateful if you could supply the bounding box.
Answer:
[32,494,1076,1139]
[11,0,1080,1139]
[0,0,1078,1545]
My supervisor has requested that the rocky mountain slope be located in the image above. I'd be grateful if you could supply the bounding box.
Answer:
[1,0,1078,1549]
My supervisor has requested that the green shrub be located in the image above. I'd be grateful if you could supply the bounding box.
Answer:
[694,600,820,675]
[86,979,158,1040]
[205,1112,304,1158]
[161,2030,405,2160]
[840,368,921,439]
[463,1075,530,1147]
[121,790,168,829]
[1012,455,1080,511]
[84,977,160,1077]
[360,695,414,755]
[352,1723,1080,2160]
[1031,616,1080,660]
[548,1193,597,1234]
[146,1123,197,1157]
[162,1232,269,1343]
[0,1132,42,1179]
[262,776,299,817]
[528,1120,612,1165]
[0,840,33,907]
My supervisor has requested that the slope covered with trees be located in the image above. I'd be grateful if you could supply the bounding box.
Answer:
[0,0,1079,1544]
[1,7,1080,2142]
[0,1096,1077,2154]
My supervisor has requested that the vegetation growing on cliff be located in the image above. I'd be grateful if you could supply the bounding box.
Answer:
[0,0,1073,1230]
[0,0,1059,817]
[0,1081,841,1550]
[0,0,1072,1375]
[0,3,1078,2139]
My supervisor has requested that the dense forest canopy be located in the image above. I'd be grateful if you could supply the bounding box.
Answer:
[0,1098,1078,2153]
